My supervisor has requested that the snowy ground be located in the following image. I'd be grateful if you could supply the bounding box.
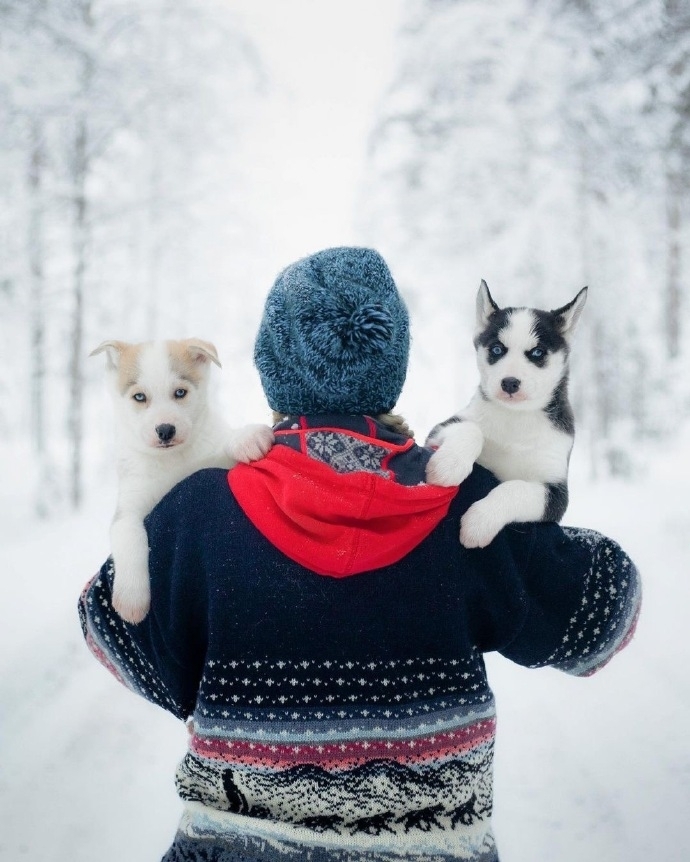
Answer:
[1,427,688,862]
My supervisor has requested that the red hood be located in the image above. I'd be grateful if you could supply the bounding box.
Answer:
[228,445,458,578]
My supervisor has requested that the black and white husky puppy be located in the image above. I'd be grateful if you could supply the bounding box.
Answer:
[426,280,588,548]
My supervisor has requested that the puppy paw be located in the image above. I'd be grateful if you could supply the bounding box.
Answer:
[459,500,503,549]
[227,423,274,464]
[112,575,151,624]
[426,446,475,486]
[425,421,483,487]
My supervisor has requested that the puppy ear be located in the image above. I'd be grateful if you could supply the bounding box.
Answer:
[553,287,588,338]
[184,339,222,368]
[90,340,128,370]
[476,279,499,330]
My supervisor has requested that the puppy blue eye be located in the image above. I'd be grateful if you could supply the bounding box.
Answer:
[174,388,187,399]
[530,347,546,359]
[132,392,146,403]
[490,343,505,357]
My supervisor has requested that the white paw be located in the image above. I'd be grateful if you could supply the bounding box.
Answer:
[425,421,483,487]
[112,571,151,624]
[227,423,274,464]
[459,499,503,549]
[426,445,475,486]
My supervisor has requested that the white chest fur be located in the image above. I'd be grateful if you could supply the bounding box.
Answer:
[466,397,573,484]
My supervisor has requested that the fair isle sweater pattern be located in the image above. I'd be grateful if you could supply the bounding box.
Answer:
[271,414,433,486]
[81,566,500,860]
[80,544,640,862]
[184,655,496,833]
[547,528,641,676]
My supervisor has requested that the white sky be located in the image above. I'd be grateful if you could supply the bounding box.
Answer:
[230,0,404,272]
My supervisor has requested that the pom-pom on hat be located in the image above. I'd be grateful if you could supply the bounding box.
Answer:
[254,247,410,416]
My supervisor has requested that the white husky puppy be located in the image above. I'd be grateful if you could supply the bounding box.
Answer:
[91,338,274,623]
[426,281,587,549]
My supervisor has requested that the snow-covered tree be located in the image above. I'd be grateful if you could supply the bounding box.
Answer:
[0,0,262,511]
[361,0,690,474]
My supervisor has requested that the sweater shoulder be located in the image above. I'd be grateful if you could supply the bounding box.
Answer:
[154,467,231,511]
[168,466,231,497]
[145,467,240,532]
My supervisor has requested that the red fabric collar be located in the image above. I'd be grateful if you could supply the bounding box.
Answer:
[228,445,458,578]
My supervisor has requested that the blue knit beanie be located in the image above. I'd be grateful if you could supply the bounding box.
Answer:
[254,247,409,416]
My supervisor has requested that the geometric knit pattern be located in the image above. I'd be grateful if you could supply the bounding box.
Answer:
[80,527,641,861]
[272,415,433,487]
[79,424,642,862]
[304,429,393,478]
[547,528,642,676]
[82,565,500,858]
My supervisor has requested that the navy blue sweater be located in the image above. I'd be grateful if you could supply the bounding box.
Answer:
[80,418,640,862]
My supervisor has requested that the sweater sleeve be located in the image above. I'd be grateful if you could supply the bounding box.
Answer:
[78,476,213,722]
[498,526,642,677]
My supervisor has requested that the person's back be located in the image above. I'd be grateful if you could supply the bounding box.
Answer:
[79,248,640,861]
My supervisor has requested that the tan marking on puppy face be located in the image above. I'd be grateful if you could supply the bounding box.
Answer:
[114,343,146,396]
[90,340,146,395]
[167,339,220,387]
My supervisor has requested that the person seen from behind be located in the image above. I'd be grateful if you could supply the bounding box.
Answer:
[79,246,641,862]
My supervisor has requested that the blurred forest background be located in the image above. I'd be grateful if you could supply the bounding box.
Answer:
[2,4,690,862]
[1,0,689,517]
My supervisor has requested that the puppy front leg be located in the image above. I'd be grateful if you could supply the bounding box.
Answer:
[460,480,547,548]
[110,511,152,624]
[225,423,274,466]
[426,419,484,487]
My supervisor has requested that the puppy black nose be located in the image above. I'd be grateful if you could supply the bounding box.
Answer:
[501,377,521,395]
[156,423,176,443]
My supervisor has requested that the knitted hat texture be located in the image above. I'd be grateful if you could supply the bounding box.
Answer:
[254,247,409,416]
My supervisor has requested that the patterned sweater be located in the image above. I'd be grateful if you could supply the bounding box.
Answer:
[79,416,641,862]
